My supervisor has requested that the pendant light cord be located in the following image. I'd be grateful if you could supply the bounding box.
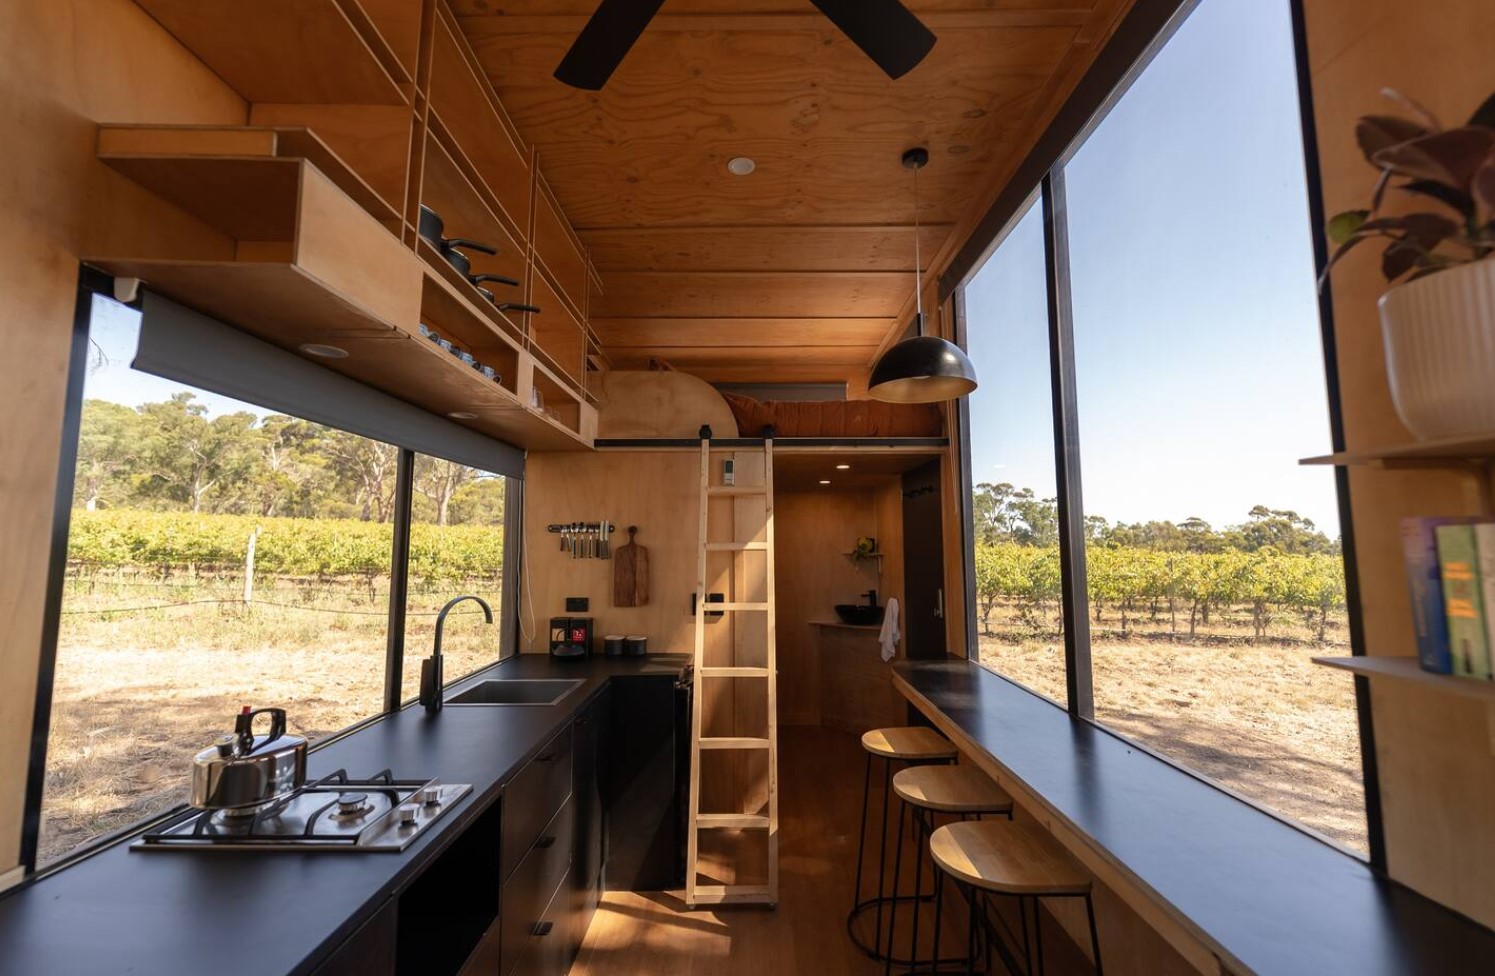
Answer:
[912,162,923,334]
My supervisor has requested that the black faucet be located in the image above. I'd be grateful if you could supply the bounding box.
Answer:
[861,589,878,608]
[421,595,494,713]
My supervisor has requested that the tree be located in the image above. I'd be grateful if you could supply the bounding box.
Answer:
[74,399,141,510]
[1227,505,1338,556]
[135,393,261,513]
[324,431,400,522]
[251,415,329,518]
[449,475,506,526]
[414,457,478,526]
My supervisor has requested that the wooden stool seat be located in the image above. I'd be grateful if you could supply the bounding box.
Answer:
[892,764,1014,815]
[860,726,957,761]
[929,820,1090,896]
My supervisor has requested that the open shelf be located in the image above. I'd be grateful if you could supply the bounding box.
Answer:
[528,271,587,389]
[1314,656,1495,702]
[418,238,526,347]
[134,0,411,105]
[1301,432,1495,468]
[427,9,532,238]
[533,176,590,322]
[419,132,527,286]
[99,125,402,228]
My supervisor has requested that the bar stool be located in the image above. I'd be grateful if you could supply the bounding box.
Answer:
[849,727,958,961]
[928,819,1104,976]
[884,764,1014,976]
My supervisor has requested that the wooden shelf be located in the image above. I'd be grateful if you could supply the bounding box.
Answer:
[418,238,526,347]
[427,10,532,237]
[90,143,593,453]
[134,0,411,105]
[99,125,402,228]
[419,131,527,286]
[1313,656,1495,702]
[1300,432,1495,468]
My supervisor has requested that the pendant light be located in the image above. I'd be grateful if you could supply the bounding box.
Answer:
[868,147,978,403]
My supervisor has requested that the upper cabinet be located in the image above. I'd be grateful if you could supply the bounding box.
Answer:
[96,0,601,450]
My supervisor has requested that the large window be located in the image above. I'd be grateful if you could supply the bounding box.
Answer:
[961,0,1366,854]
[963,196,1068,707]
[36,294,513,868]
[401,456,510,703]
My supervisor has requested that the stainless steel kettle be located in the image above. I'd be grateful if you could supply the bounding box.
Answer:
[191,707,307,811]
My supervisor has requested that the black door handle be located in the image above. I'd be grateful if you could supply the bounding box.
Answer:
[533,921,553,937]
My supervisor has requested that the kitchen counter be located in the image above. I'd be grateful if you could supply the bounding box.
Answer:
[895,660,1495,975]
[0,653,689,976]
[808,619,882,631]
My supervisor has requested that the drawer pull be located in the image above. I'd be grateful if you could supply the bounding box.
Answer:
[533,921,554,938]
[535,835,556,850]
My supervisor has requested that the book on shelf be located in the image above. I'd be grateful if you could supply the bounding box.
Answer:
[1401,517,1478,674]
[1477,524,1495,679]
[1434,523,1493,681]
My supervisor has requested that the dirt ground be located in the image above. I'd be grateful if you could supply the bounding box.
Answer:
[981,636,1367,853]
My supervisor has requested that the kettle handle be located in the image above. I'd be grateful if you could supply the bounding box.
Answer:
[234,707,287,752]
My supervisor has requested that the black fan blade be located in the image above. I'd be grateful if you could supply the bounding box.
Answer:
[808,0,936,79]
[555,0,668,90]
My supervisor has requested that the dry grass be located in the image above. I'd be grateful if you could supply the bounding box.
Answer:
[981,633,1367,854]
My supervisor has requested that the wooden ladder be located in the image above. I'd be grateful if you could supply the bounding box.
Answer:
[686,436,779,908]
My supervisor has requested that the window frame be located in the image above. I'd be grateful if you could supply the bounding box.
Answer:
[20,272,521,876]
[949,0,1384,869]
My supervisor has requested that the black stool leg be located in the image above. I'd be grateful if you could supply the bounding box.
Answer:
[853,752,872,905]
[1018,897,1033,976]
[1084,893,1103,976]
[966,884,978,975]
[874,758,893,956]
[1034,899,1045,976]
[908,809,927,973]
[930,863,944,975]
[884,797,908,975]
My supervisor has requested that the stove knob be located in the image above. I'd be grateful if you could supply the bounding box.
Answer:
[421,787,441,807]
[398,804,419,827]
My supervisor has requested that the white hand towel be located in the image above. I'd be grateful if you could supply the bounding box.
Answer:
[879,597,900,662]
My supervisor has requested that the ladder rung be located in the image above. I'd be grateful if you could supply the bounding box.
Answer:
[697,813,771,829]
[699,737,770,750]
[705,541,769,551]
[699,667,771,678]
[707,486,767,495]
[714,602,769,611]
[690,884,775,906]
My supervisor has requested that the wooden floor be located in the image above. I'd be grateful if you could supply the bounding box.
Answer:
[572,725,919,975]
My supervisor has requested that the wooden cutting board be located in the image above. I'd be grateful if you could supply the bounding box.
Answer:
[613,525,649,607]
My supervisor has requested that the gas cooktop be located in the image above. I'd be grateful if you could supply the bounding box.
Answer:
[131,768,472,852]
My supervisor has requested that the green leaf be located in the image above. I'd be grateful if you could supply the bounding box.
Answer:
[1326,210,1368,245]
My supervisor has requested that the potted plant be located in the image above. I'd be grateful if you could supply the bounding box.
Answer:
[1324,88,1495,441]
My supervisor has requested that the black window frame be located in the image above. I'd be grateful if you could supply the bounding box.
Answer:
[948,0,1384,870]
[19,270,524,876]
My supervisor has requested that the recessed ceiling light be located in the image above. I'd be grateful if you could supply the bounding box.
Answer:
[299,343,348,359]
[448,411,479,420]
[727,156,756,176]
[819,480,831,485]
[835,464,851,470]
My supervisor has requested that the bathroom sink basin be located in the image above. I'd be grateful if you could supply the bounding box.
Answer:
[834,604,885,627]
[446,678,584,706]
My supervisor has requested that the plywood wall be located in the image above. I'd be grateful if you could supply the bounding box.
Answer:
[1303,0,1495,928]
[0,0,248,879]
[773,489,904,727]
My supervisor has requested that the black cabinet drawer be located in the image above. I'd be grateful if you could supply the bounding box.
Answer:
[508,883,571,976]
[501,725,573,881]
[500,797,574,976]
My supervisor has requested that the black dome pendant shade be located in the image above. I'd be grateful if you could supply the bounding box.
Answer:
[869,148,978,403]
[868,318,978,403]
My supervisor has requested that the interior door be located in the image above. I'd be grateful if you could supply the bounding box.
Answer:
[901,459,946,658]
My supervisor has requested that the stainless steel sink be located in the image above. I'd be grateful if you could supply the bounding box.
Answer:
[446,678,584,706]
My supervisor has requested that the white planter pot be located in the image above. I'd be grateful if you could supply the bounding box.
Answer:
[1379,258,1495,441]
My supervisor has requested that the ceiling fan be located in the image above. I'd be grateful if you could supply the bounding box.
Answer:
[554,0,937,91]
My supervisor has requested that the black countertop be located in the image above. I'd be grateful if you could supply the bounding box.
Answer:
[894,660,1495,976]
[0,653,689,976]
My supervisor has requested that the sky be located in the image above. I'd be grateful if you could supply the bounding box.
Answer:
[85,295,271,418]
[962,0,1342,535]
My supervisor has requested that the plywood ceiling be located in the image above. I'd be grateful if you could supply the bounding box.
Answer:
[453,0,1133,386]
